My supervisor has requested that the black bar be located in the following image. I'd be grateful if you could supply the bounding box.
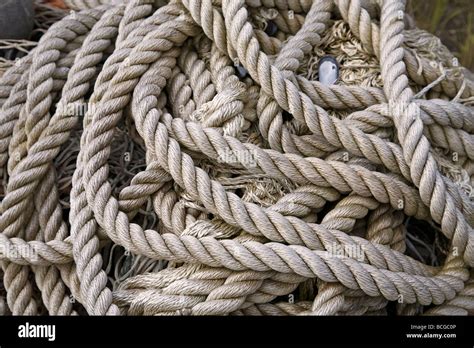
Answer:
[0,316,472,346]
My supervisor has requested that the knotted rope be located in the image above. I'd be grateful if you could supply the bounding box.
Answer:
[0,0,473,316]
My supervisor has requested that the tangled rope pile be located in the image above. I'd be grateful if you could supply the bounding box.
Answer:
[0,0,474,316]
[0,1,67,76]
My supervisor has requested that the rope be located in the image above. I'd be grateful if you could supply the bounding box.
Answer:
[0,0,473,316]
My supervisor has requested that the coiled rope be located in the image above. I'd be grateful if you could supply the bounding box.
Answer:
[0,0,473,316]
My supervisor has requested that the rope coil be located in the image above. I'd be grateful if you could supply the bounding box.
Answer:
[0,0,473,316]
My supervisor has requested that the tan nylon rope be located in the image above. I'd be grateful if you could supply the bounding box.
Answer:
[0,0,473,316]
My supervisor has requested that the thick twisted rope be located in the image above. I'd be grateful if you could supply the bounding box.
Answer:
[0,0,473,317]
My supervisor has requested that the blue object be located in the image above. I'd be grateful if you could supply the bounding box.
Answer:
[265,21,278,36]
[235,65,248,79]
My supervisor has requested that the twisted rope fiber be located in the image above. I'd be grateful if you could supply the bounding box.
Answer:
[0,0,473,316]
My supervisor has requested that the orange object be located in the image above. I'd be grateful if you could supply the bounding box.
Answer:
[43,0,67,9]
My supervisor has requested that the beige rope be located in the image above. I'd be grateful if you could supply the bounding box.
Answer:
[0,0,473,316]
